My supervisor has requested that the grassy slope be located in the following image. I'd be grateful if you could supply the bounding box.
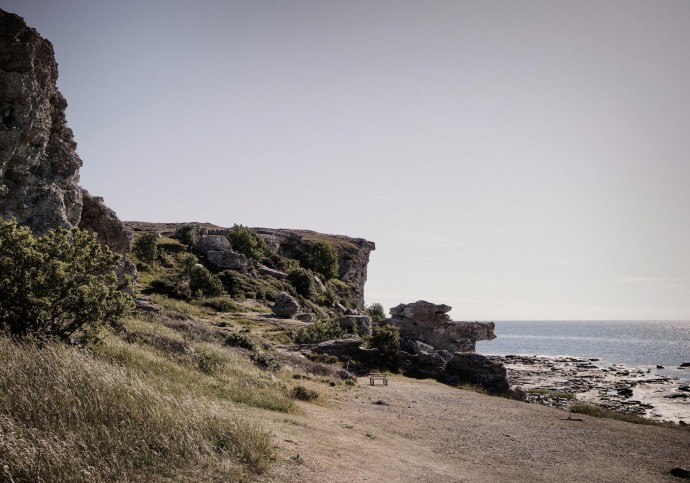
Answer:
[0,301,346,482]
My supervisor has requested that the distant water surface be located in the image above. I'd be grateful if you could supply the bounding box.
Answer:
[476,320,690,382]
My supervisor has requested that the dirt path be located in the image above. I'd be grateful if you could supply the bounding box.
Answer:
[260,375,689,482]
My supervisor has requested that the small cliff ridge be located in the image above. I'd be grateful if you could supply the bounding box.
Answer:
[0,9,131,249]
[124,222,375,311]
[254,228,375,309]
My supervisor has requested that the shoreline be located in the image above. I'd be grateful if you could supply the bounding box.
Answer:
[490,354,690,424]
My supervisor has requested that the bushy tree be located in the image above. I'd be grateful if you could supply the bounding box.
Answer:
[133,232,158,265]
[174,224,197,248]
[287,268,316,298]
[0,220,134,342]
[366,303,386,323]
[302,241,338,279]
[227,224,268,261]
[189,264,224,298]
[293,319,345,344]
[370,325,400,369]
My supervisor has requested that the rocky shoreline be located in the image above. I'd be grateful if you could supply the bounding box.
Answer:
[492,354,690,424]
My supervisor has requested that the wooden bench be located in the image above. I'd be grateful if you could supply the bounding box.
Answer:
[369,372,388,386]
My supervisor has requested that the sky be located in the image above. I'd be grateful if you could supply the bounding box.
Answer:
[4,0,690,320]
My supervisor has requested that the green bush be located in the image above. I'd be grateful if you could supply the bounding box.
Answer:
[174,224,197,247]
[288,267,316,298]
[293,319,345,344]
[366,303,387,323]
[227,224,268,261]
[0,220,134,342]
[370,325,400,369]
[225,332,257,351]
[198,295,242,312]
[189,265,224,298]
[302,241,338,279]
[133,232,158,265]
[250,351,282,371]
[291,385,319,401]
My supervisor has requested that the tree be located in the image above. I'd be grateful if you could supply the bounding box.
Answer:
[133,232,158,265]
[302,241,339,280]
[188,264,223,298]
[227,225,268,261]
[366,303,386,323]
[370,325,400,369]
[0,220,134,342]
[174,224,198,248]
[287,268,316,298]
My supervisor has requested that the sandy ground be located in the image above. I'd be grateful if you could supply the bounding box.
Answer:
[259,375,690,483]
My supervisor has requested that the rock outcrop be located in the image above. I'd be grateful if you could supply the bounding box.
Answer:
[272,291,301,317]
[254,228,375,309]
[386,300,509,393]
[0,10,82,233]
[78,189,132,253]
[0,10,130,255]
[389,300,496,353]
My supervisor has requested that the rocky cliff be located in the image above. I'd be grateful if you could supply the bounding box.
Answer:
[0,9,131,248]
[0,9,82,233]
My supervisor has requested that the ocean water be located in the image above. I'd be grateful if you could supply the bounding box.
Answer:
[475,320,690,382]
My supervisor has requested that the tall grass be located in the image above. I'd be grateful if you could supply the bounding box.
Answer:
[0,337,275,482]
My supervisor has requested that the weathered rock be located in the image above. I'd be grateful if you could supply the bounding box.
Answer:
[295,312,315,322]
[0,11,131,258]
[399,350,448,376]
[0,10,83,233]
[253,228,375,309]
[272,291,300,317]
[258,264,288,279]
[337,315,373,337]
[193,235,231,254]
[400,339,435,355]
[312,338,364,359]
[78,189,132,253]
[388,300,496,353]
[207,249,251,271]
[444,353,510,393]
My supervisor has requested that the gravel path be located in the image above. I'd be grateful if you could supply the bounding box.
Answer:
[263,375,690,482]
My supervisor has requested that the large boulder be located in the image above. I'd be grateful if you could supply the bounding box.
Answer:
[388,300,496,353]
[312,338,364,359]
[206,250,251,271]
[193,235,231,254]
[272,291,300,317]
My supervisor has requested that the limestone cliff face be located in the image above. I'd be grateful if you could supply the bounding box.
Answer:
[254,228,375,309]
[0,10,130,251]
[0,9,82,233]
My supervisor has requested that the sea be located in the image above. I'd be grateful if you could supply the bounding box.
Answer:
[475,320,690,383]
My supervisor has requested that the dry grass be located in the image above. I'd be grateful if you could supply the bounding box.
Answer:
[0,336,276,482]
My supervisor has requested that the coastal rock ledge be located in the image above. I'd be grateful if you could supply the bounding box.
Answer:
[388,301,510,393]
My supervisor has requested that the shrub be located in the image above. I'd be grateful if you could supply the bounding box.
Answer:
[291,385,319,401]
[302,241,338,279]
[370,325,400,369]
[225,332,257,351]
[133,232,158,265]
[366,303,386,323]
[227,224,268,261]
[250,351,282,371]
[288,267,316,298]
[293,319,345,344]
[0,220,134,342]
[189,265,224,298]
[174,224,198,247]
[199,295,242,312]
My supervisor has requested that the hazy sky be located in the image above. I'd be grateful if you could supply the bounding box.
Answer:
[5,1,690,320]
